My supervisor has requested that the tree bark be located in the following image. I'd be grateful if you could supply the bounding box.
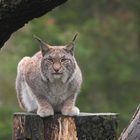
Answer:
[119,105,140,140]
[0,0,67,49]
[13,112,118,140]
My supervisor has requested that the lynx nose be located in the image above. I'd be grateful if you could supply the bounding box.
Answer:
[53,63,61,73]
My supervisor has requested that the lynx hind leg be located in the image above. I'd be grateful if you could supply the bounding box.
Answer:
[16,57,38,112]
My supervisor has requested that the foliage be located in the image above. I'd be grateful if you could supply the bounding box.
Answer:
[0,0,140,139]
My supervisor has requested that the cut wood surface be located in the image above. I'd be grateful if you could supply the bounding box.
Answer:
[13,112,118,140]
[0,0,68,49]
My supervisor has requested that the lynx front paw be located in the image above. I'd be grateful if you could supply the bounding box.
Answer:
[37,108,54,117]
[61,106,80,116]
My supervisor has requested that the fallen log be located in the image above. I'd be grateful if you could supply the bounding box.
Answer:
[119,105,140,140]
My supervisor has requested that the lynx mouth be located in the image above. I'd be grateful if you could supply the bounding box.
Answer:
[52,73,63,79]
[52,73,63,75]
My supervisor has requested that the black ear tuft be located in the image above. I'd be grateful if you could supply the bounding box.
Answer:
[72,32,78,42]
[33,35,43,44]
[33,35,50,56]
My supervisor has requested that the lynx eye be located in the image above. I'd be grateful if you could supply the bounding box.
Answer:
[61,58,70,63]
[47,58,53,62]
[61,58,67,62]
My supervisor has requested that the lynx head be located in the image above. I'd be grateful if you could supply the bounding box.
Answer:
[34,34,78,83]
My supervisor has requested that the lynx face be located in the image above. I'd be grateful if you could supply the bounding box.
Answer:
[40,45,76,83]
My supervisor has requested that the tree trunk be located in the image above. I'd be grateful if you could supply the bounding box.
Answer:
[0,0,67,49]
[13,112,118,140]
[119,105,140,140]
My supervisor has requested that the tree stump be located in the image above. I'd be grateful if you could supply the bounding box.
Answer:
[13,112,118,140]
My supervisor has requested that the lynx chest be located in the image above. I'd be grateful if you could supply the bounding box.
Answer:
[45,81,69,105]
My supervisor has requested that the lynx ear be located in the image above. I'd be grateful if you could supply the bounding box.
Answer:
[33,35,50,56]
[65,33,78,55]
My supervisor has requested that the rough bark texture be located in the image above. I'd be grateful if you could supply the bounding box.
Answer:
[119,105,140,140]
[0,0,67,49]
[13,112,118,140]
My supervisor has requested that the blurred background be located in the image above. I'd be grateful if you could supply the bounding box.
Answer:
[0,0,140,139]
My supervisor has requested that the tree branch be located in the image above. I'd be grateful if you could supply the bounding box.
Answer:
[0,0,68,49]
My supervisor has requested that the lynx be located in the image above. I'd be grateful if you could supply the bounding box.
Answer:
[15,34,82,117]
